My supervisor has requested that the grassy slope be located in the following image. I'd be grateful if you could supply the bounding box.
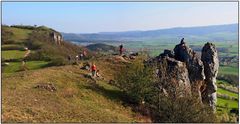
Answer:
[2,26,32,43]
[2,61,50,73]
[2,59,150,123]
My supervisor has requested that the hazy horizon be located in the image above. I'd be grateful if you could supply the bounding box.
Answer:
[2,2,238,33]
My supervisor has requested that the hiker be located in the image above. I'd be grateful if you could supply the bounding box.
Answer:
[91,63,97,77]
[83,50,87,59]
[79,53,84,60]
[68,55,71,63]
[119,44,123,55]
[75,55,79,64]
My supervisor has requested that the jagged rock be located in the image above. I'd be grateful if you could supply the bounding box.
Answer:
[173,40,205,100]
[201,42,219,111]
[50,32,63,45]
[129,56,136,60]
[159,49,174,58]
[34,83,57,92]
[147,38,219,111]
[130,52,139,56]
[157,57,192,97]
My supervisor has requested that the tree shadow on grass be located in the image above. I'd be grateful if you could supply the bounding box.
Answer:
[81,81,152,121]
[82,82,131,105]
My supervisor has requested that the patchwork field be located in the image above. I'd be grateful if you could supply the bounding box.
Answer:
[2,50,26,60]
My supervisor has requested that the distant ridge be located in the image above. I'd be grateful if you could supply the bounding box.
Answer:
[62,23,238,43]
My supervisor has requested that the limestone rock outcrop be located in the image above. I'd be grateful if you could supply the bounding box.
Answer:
[148,39,219,111]
[201,42,219,111]
[157,57,192,98]
[50,32,63,45]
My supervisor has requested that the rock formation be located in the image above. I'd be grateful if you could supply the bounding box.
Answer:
[50,32,63,45]
[148,39,219,111]
[173,40,205,100]
[201,42,219,111]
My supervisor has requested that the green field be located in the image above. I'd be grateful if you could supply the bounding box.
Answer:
[2,50,26,60]
[2,44,25,51]
[218,88,238,98]
[2,61,49,73]
[219,65,238,76]
[217,98,238,109]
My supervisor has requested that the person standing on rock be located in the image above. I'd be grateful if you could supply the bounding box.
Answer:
[119,44,123,55]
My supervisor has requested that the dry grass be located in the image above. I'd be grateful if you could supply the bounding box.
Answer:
[2,57,150,123]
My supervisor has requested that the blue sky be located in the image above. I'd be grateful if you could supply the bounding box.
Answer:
[2,2,238,33]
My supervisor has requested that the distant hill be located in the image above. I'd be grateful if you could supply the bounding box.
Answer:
[2,25,91,66]
[86,43,118,53]
[62,23,238,43]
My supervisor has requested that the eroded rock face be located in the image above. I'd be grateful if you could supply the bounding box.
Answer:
[201,42,219,111]
[174,41,205,100]
[149,39,219,111]
[157,57,192,98]
[50,32,63,45]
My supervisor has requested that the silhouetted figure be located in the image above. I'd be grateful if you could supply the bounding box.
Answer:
[119,44,123,55]
[68,55,71,64]
[180,38,185,44]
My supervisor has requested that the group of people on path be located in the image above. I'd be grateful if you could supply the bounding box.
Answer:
[90,44,124,78]
[70,44,125,78]
[68,49,87,64]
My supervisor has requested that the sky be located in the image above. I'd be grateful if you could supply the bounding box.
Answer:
[2,2,238,33]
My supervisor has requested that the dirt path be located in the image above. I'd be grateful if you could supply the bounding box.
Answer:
[24,49,31,58]
[21,49,31,67]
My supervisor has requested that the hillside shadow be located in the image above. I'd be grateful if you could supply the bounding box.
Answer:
[82,82,131,104]
[82,82,152,122]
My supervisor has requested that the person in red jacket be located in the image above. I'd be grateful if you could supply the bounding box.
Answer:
[91,63,97,77]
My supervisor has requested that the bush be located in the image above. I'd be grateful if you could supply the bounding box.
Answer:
[115,60,157,104]
[217,110,238,123]
[25,51,51,61]
[11,25,36,30]
[25,40,42,50]
[217,74,238,86]
[150,95,216,123]
[47,57,68,66]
